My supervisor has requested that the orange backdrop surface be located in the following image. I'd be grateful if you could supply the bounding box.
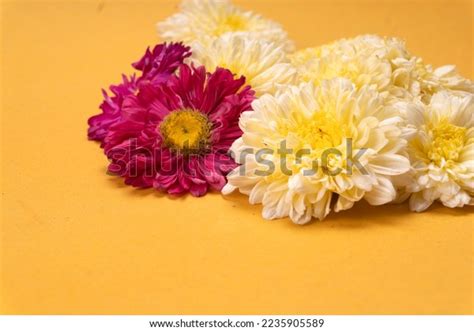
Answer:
[1,0,473,314]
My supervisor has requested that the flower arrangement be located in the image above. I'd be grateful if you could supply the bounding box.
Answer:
[88,0,473,224]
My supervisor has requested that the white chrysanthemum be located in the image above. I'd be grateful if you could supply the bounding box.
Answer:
[223,79,410,224]
[189,35,297,96]
[293,50,392,92]
[388,58,474,104]
[317,34,411,61]
[402,91,474,211]
[418,64,474,98]
[289,35,398,94]
[390,58,474,103]
[288,35,431,103]
[158,0,294,52]
[290,34,474,103]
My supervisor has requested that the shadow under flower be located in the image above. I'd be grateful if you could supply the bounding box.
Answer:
[105,171,228,201]
[105,173,166,199]
[223,191,474,229]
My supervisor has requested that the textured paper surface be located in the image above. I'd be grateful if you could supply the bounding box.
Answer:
[1,0,473,314]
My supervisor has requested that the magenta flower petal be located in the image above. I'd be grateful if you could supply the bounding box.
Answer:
[189,183,208,197]
[87,74,137,143]
[201,154,227,191]
[133,43,191,85]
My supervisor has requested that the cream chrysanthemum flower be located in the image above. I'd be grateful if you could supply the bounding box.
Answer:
[290,34,474,103]
[158,0,294,52]
[291,35,409,91]
[290,35,395,94]
[223,79,410,224]
[417,64,474,99]
[388,58,474,104]
[189,35,297,96]
[305,34,410,62]
[402,91,474,211]
[391,58,474,103]
[294,50,392,92]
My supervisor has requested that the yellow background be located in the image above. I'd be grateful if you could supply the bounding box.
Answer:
[1,0,473,314]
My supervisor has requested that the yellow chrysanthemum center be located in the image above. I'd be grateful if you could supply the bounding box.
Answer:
[295,111,344,150]
[213,14,248,36]
[427,120,466,163]
[272,110,346,176]
[160,109,211,153]
[277,110,345,159]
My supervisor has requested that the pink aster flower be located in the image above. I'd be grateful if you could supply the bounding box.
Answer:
[103,64,255,196]
[87,42,191,143]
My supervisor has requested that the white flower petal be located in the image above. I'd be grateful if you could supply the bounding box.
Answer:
[364,176,397,205]
[409,192,433,212]
[369,154,410,175]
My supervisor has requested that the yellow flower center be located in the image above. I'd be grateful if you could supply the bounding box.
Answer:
[294,111,344,150]
[427,120,466,163]
[160,109,211,154]
[273,110,347,176]
[213,14,248,36]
